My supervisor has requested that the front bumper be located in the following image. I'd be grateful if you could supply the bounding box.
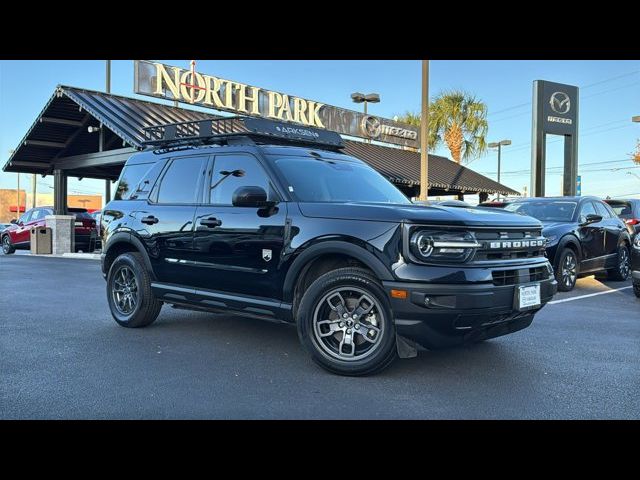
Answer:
[383,275,557,349]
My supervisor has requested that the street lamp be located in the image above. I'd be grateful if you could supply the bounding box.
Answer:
[487,139,511,199]
[351,92,380,116]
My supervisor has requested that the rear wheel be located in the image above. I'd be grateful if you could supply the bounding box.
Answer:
[107,252,162,328]
[607,244,631,281]
[2,235,15,254]
[555,248,578,292]
[634,282,640,298]
[297,267,398,376]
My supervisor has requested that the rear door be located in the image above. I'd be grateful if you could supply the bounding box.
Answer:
[594,200,625,263]
[191,153,287,300]
[138,154,210,287]
[577,201,606,272]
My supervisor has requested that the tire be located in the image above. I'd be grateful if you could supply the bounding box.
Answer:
[607,244,631,281]
[297,267,398,376]
[107,252,162,328]
[2,235,15,255]
[634,282,640,298]
[555,248,578,292]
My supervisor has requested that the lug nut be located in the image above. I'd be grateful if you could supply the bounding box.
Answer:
[369,329,375,336]
[354,324,360,330]
[339,322,345,328]
[346,329,352,334]
[352,314,357,319]
[343,313,348,318]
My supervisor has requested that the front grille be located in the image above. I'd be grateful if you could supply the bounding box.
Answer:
[492,266,549,286]
[473,228,546,261]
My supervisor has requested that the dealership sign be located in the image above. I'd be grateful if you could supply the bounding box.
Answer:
[134,60,419,148]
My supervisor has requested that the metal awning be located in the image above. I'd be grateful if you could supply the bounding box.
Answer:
[3,85,519,196]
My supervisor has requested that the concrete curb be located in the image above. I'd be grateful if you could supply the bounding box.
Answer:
[24,252,101,261]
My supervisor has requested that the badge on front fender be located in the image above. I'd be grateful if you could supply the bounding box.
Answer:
[262,249,273,262]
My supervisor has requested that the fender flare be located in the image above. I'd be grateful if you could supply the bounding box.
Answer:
[104,231,156,280]
[282,240,393,303]
[556,235,582,266]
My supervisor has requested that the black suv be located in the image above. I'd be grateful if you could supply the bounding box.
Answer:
[100,117,557,376]
[503,197,632,291]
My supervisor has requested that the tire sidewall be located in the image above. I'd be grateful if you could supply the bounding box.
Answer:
[107,253,145,326]
[612,244,631,281]
[555,248,577,292]
[2,235,14,254]
[297,269,397,375]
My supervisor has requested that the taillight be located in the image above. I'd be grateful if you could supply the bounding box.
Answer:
[625,218,639,225]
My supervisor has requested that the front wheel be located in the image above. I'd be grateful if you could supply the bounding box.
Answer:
[634,282,640,298]
[107,252,162,328]
[297,267,398,376]
[607,244,631,281]
[555,248,578,292]
[2,235,15,254]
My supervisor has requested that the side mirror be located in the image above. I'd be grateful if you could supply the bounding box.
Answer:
[581,214,602,226]
[232,186,274,208]
[10,219,17,224]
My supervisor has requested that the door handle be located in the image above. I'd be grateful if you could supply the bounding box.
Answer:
[200,217,222,228]
[141,215,159,225]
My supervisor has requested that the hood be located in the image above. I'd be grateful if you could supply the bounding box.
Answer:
[298,202,542,228]
[541,221,573,236]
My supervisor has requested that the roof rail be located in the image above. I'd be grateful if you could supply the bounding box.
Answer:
[142,116,345,150]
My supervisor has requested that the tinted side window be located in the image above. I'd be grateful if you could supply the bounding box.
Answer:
[594,201,611,219]
[156,156,207,204]
[209,155,272,205]
[115,163,155,200]
[578,202,597,223]
[19,210,33,223]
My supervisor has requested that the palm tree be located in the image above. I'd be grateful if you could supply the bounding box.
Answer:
[396,90,489,164]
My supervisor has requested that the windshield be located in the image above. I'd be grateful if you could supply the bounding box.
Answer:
[274,156,410,204]
[504,201,577,222]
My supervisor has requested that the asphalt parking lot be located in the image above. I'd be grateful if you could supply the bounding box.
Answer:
[1,253,638,419]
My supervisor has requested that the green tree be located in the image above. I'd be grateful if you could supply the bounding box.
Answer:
[397,90,489,164]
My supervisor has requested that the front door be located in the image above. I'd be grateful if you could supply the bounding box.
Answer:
[577,201,606,272]
[13,208,36,246]
[137,154,209,287]
[192,153,287,300]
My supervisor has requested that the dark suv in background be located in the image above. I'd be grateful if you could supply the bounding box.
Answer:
[100,117,557,376]
[504,197,632,291]
[604,198,640,236]
[1,206,98,254]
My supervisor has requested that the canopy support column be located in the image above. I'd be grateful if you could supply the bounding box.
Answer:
[53,169,67,215]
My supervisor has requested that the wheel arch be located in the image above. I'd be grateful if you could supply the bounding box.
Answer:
[103,231,156,281]
[556,235,582,267]
[283,240,393,311]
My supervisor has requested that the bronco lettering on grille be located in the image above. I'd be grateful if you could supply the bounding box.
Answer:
[488,240,545,249]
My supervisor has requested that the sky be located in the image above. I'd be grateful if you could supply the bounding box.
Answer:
[1,59,639,203]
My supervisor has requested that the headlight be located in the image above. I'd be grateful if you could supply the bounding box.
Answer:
[409,230,480,263]
[633,235,640,250]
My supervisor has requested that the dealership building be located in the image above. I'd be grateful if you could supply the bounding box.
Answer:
[2,62,517,220]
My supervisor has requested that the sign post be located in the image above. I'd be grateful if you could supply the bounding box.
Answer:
[531,80,579,197]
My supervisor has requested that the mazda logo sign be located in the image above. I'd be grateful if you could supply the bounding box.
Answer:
[361,115,381,138]
[549,91,571,115]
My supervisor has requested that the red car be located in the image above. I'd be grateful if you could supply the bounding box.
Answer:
[1,206,98,254]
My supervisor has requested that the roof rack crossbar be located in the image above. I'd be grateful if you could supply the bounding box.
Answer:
[142,116,345,150]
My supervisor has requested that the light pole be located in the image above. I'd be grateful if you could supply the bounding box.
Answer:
[488,139,511,199]
[351,92,380,144]
[351,92,380,116]
[419,60,429,201]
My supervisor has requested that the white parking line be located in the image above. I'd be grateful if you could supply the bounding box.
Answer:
[548,286,633,305]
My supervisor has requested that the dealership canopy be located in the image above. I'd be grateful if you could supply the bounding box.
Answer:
[2,85,518,199]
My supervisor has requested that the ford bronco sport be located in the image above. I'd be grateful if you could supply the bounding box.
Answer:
[100,117,557,376]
